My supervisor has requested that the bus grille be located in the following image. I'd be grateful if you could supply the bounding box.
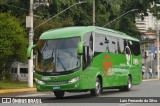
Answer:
[45,81,68,85]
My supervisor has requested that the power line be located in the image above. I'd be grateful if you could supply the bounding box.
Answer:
[34,1,87,30]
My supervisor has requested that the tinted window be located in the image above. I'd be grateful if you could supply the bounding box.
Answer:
[107,37,118,54]
[118,38,125,54]
[94,32,140,56]
[94,33,118,54]
[20,68,28,73]
[132,41,140,56]
[83,33,94,70]
[94,34,106,52]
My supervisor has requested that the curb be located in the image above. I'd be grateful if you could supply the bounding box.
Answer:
[0,88,36,94]
[142,78,159,81]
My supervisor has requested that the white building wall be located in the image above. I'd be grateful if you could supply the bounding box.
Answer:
[136,12,160,33]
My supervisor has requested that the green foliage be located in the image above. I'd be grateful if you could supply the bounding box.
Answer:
[0,12,28,80]
[150,4,160,19]
[34,18,63,42]
[103,0,157,38]
[2,0,158,40]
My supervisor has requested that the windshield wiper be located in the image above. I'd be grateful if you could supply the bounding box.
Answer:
[57,57,67,71]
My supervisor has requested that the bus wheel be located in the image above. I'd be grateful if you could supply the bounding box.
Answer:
[53,91,65,98]
[90,78,102,96]
[119,76,132,91]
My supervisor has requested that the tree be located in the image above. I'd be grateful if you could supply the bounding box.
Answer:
[0,0,159,40]
[150,3,160,19]
[0,12,28,80]
[103,0,156,38]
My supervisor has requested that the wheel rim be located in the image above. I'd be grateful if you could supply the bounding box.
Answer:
[96,81,100,94]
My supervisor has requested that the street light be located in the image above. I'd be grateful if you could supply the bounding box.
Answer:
[34,1,87,30]
[103,9,138,27]
[33,0,49,9]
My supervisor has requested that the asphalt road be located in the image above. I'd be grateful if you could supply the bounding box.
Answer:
[0,79,160,106]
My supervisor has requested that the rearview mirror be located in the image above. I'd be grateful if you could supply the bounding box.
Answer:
[78,41,85,55]
[27,45,36,59]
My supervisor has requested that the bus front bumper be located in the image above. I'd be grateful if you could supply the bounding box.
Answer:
[36,81,82,92]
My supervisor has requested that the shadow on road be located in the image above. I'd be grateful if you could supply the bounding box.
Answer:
[44,88,140,103]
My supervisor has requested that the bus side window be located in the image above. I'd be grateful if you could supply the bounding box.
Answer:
[83,46,90,69]
[118,38,125,54]
[83,33,94,70]
[107,37,117,54]
[130,41,140,56]
[94,34,106,53]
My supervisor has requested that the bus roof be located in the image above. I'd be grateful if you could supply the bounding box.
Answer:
[40,26,139,41]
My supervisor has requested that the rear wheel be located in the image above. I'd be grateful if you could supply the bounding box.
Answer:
[53,91,65,98]
[90,78,102,96]
[119,76,132,91]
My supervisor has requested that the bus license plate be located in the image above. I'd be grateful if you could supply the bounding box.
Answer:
[53,86,60,90]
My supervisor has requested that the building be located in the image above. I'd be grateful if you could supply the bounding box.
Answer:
[135,12,160,34]
[144,32,157,39]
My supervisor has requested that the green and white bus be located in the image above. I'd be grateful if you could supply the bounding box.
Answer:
[27,26,142,98]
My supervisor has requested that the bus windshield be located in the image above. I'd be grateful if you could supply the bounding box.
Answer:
[36,37,80,75]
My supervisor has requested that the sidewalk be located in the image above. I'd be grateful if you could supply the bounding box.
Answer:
[0,88,36,94]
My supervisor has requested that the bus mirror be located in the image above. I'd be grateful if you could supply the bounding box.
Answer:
[78,41,85,55]
[27,45,36,59]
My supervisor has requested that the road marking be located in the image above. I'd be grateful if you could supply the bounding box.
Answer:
[119,103,132,106]
[16,93,49,97]
[32,104,48,106]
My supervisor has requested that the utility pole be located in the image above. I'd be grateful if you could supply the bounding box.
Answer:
[28,0,34,87]
[157,19,160,79]
[26,0,50,87]
[156,3,160,79]
[93,0,95,25]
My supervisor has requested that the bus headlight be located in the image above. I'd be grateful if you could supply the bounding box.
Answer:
[35,78,45,85]
[68,76,80,83]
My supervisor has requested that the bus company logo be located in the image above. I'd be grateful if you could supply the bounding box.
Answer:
[2,98,11,103]
[103,56,113,76]
[133,59,139,65]
[42,76,51,81]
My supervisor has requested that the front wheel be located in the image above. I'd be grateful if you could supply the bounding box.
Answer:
[90,78,102,96]
[119,76,132,91]
[53,91,65,98]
